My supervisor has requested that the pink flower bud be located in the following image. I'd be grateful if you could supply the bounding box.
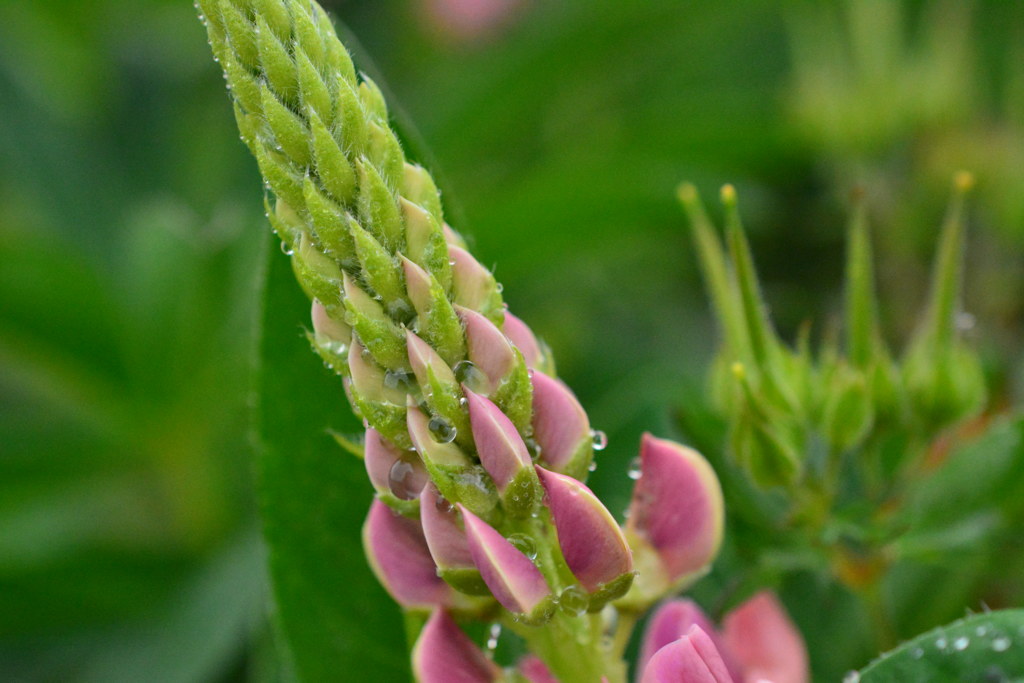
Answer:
[407,329,457,389]
[535,467,633,599]
[464,387,531,495]
[517,656,558,683]
[460,306,517,392]
[641,625,734,683]
[450,246,498,313]
[407,402,472,469]
[458,504,552,619]
[348,338,405,404]
[502,310,542,369]
[412,610,501,683]
[364,428,428,501]
[402,255,435,317]
[363,499,454,610]
[420,483,489,595]
[311,298,351,346]
[626,434,724,588]
[639,601,740,682]
[530,370,592,477]
[722,592,808,683]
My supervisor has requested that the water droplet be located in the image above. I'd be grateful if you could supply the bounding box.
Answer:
[428,416,457,443]
[953,636,969,651]
[935,637,948,650]
[588,461,598,472]
[495,282,504,293]
[524,437,542,462]
[384,368,412,390]
[977,625,990,637]
[841,672,860,683]
[486,623,501,651]
[590,430,608,451]
[911,648,923,659]
[280,241,294,255]
[507,533,537,560]
[454,360,488,392]
[388,460,419,500]
[558,585,588,616]
[956,312,976,332]
[992,636,1011,652]
[434,494,454,514]
[627,456,642,480]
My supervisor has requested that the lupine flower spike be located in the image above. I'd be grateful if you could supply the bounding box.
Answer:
[197,1,730,679]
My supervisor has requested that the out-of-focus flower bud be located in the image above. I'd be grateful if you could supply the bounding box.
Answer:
[641,625,734,683]
[420,483,489,595]
[465,388,541,517]
[364,428,428,516]
[363,499,454,610]
[722,592,809,683]
[639,600,739,682]
[412,610,501,683]
[535,467,633,608]
[517,656,558,683]
[458,504,554,622]
[623,434,724,606]
[530,370,592,480]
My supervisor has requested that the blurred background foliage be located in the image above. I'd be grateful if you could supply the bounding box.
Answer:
[0,0,1021,681]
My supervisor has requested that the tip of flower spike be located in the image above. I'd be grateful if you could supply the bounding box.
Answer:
[363,500,455,610]
[730,361,745,380]
[676,181,699,205]
[458,504,552,619]
[641,625,734,683]
[413,610,500,683]
[722,592,809,683]
[719,183,737,206]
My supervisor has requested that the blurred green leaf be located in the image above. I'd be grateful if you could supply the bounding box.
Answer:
[254,234,407,682]
[859,609,1024,682]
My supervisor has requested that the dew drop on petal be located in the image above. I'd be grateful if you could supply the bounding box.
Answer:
[428,416,457,443]
[841,672,860,683]
[953,636,969,651]
[558,585,588,617]
[993,636,1011,652]
[627,456,642,480]
[507,533,537,560]
[387,460,419,500]
[486,623,501,652]
[591,430,608,451]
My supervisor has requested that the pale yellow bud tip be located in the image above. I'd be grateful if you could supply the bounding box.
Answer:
[731,361,746,380]
[954,170,975,194]
[676,182,698,204]
[720,183,737,206]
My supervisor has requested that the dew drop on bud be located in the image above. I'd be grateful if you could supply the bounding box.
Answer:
[384,368,412,390]
[454,360,488,393]
[388,460,419,500]
[506,533,537,560]
[627,456,642,480]
[428,416,457,443]
[280,241,294,255]
[993,636,1011,652]
[841,672,860,683]
[434,493,455,514]
[588,461,597,472]
[591,430,608,451]
[557,585,588,616]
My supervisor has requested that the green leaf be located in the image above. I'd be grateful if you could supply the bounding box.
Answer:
[859,609,1024,682]
[253,235,408,682]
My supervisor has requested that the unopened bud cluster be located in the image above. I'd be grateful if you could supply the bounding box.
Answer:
[198,1,728,680]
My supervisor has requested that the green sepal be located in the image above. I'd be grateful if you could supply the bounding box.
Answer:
[402,163,444,222]
[731,414,802,490]
[252,0,291,43]
[821,364,874,455]
[307,330,348,376]
[224,55,263,115]
[501,466,542,520]
[376,492,422,519]
[254,144,306,211]
[489,353,532,434]
[342,281,408,371]
[424,364,473,453]
[402,198,452,292]
[586,572,635,613]
[334,79,366,154]
[348,218,409,319]
[221,2,260,70]
[292,232,343,310]
[438,568,490,596]
[261,84,311,168]
[367,121,405,188]
[255,15,298,103]
[309,110,356,205]
[352,394,410,449]
[196,0,226,40]
[559,438,595,483]
[317,10,355,83]
[265,196,303,252]
[358,77,388,121]
[296,49,332,127]
[289,0,325,71]
[356,159,405,253]
[515,594,556,627]
[411,272,466,369]
[301,176,356,266]
[422,461,498,524]
[234,100,263,151]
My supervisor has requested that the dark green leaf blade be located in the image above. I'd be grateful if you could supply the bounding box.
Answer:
[254,235,407,682]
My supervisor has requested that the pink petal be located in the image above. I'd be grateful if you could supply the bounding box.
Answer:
[420,482,475,570]
[722,592,809,683]
[363,500,452,609]
[460,306,517,391]
[364,428,428,500]
[518,655,558,683]
[465,387,531,493]
[641,626,734,683]
[413,610,500,683]
[458,504,550,614]
[502,310,542,369]
[530,370,591,473]
[536,467,632,592]
[638,601,740,682]
[626,434,724,583]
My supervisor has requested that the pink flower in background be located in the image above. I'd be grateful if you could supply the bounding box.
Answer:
[638,592,809,683]
[421,0,525,42]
